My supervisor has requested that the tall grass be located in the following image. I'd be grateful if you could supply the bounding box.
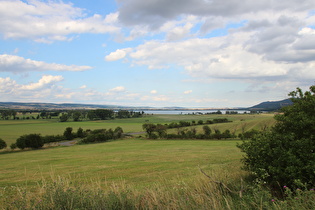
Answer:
[1,172,314,210]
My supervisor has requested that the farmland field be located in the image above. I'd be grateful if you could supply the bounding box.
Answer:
[0,113,275,145]
[0,138,243,188]
[1,113,288,209]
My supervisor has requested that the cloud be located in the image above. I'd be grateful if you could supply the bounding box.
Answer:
[150,90,157,94]
[117,0,315,28]
[105,49,130,61]
[184,90,192,94]
[113,0,315,93]
[0,54,92,73]
[0,75,65,101]
[21,75,63,90]
[109,86,126,92]
[80,85,87,89]
[0,0,120,42]
[0,77,19,94]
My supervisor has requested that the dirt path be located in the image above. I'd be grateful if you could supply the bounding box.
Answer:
[58,140,77,146]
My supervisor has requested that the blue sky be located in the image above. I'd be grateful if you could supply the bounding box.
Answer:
[1,0,315,108]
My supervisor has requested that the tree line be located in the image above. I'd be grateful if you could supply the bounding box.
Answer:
[0,126,124,150]
[142,118,235,139]
[0,109,143,122]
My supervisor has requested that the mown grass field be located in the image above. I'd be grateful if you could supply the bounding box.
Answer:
[0,113,276,145]
[1,113,315,209]
[0,113,275,188]
[0,138,243,188]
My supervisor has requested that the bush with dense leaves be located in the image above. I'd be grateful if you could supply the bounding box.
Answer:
[42,135,66,143]
[80,127,124,144]
[238,85,315,190]
[16,134,44,149]
[0,138,7,149]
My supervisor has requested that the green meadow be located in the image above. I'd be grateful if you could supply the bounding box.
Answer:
[3,113,313,209]
[0,139,243,188]
[0,113,275,145]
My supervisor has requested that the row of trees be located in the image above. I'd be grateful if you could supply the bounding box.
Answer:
[0,109,143,122]
[0,126,124,150]
[142,123,236,140]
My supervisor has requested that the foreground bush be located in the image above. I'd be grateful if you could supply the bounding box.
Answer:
[238,85,315,191]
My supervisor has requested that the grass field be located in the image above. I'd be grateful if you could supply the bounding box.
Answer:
[0,138,243,188]
[1,113,314,209]
[0,113,276,145]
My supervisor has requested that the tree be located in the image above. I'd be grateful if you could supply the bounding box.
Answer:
[16,134,43,149]
[77,127,85,138]
[114,127,124,138]
[202,125,212,137]
[10,143,17,150]
[155,124,167,138]
[63,127,74,140]
[0,138,7,149]
[72,111,82,122]
[142,123,156,137]
[238,85,315,190]
[94,109,114,120]
[59,113,69,122]
[117,110,131,118]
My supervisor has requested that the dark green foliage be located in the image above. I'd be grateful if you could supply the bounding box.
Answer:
[80,127,124,144]
[202,125,212,136]
[142,123,156,137]
[117,110,131,118]
[42,135,66,143]
[72,111,82,121]
[114,127,124,138]
[0,138,7,149]
[238,85,315,190]
[16,134,43,149]
[59,113,69,122]
[10,143,17,150]
[238,129,260,140]
[76,127,86,138]
[142,119,233,140]
[213,118,229,123]
[155,124,167,138]
[92,109,114,120]
[63,127,74,140]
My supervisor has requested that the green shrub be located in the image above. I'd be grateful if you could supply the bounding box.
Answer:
[63,127,74,140]
[10,143,17,150]
[16,134,43,149]
[238,85,315,190]
[0,139,7,149]
[42,135,66,143]
[0,138,7,149]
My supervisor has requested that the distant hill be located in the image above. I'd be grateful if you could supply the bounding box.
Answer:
[248,99,293,111]
[0,102,132,110]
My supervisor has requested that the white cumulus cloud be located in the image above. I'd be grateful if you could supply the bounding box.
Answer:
[105,49,131,61]
[184,90,192,94]
[21,75,63,90]
[0,0,121,42]
[0,54,92,73]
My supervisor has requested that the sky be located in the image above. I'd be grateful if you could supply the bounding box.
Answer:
[1,0,315,108]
